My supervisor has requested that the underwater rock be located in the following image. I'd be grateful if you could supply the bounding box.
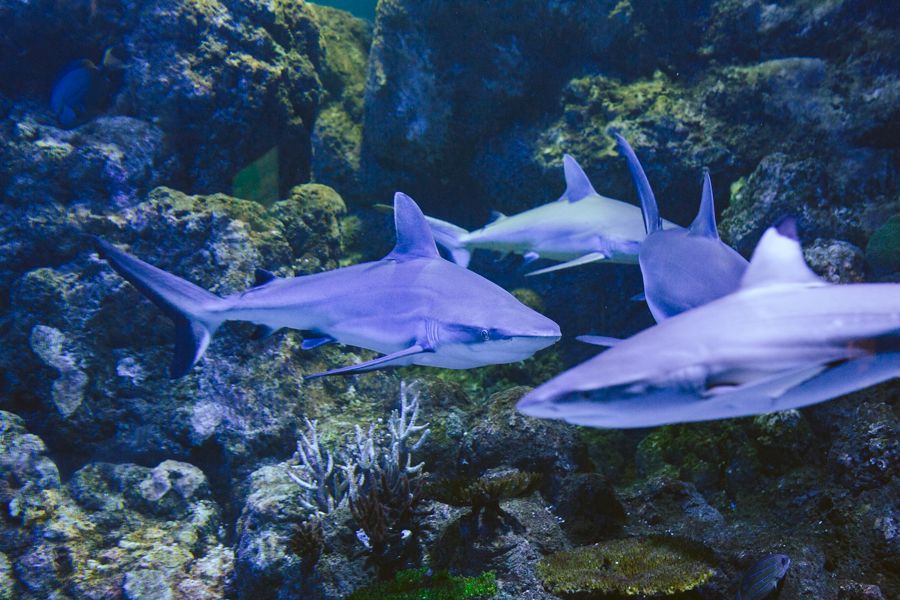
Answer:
[804,239,867,283]
[460,386,585,476]
[430,485,568,599]
[0,417,231,599]
[309,5,372,197]
[0,0,326,195]
[551,473,626,544]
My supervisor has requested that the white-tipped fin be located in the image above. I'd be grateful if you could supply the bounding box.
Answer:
[741,217,824,289]
[562,154,598,202]
[689,170,719,239]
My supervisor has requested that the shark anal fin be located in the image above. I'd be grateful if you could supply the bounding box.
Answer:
[525,252,607,276]
[251,325,281,341]
[304,343,433,379]
[576,335,623,347]
[301,336,336,350]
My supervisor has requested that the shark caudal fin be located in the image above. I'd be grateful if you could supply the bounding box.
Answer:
[424,214,472,267]
[95,239,225,378]
[612,132,661,235]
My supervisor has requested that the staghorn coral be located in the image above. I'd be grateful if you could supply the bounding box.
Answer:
[537,536,715,597]
[288,381,431,575]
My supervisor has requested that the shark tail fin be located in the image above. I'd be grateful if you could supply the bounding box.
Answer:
[423,214,472,267]
[95,239,225,378]
[612,132,661,235]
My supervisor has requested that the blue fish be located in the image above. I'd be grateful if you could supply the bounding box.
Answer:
[736,554,791,600]
[96,192,561,379]
[50,49,124,128]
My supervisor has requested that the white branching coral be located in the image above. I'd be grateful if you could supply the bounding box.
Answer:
[290,380,430,516]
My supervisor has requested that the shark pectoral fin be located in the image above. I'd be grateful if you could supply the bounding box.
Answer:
[576,335,623,347]
[301,336,336,350]
[303,343,433,380]
[525,252,607,276]
[702,364,828,401]
[630,292,646,302]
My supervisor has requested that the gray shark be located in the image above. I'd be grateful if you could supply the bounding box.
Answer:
[424,154,677,276]
[96,193,561,379]
[613,133,748,322]
[517,218,899,428]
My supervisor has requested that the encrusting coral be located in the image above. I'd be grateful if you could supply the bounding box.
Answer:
[536,535,716,597]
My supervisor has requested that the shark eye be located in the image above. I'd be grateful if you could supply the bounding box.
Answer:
[480,329,490,341]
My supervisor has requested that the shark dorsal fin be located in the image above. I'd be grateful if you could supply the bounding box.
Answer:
[613,133,660,235]
[741,217,824,289]
[562,154,597,202]
[488,210,507,223]
[689,170,719,239]
[386,192,441,261]
[254,268,278,286]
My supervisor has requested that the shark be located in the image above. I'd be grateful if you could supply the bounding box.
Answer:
[613,133,749,322]
[518,217,900,428]
[96,192,561,379]
[423,154,677,276]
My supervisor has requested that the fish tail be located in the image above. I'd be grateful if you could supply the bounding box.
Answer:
[95,238,226,378]
[425,217,472,267]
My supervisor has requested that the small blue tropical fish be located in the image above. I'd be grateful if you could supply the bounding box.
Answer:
[736,554,791,600]
[517,217,900,428]
[421,154,677,275]
[613,133,748,322]
[50,48,124,128]
[96,192,561,379]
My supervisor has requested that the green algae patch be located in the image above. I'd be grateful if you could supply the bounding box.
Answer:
[865,214,900,278]
[348,567,498,600]
[537,536,715,597]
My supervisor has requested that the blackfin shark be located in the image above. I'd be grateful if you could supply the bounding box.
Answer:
[518,218,900,428]
[613,133,748,322]
[96,193,561,379]
[423,154,677,276]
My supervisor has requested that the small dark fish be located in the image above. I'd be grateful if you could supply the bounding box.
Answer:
[736,554,791,600]
[50,48,124,128]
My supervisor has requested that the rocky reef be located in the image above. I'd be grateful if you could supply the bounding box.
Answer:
[0,0,897,598]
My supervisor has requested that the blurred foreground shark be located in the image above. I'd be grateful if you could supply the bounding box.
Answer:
[422,154,676,276]
[518,218,899,428]
[96,193,561,379]
[613,133,748,322]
